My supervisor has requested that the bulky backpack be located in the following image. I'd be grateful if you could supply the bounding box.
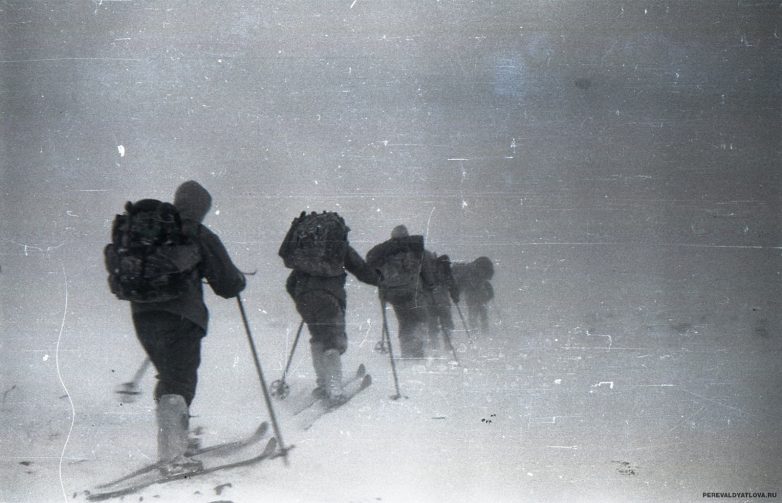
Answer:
[279,211,349,277]
[104,199,201,303]
[376,235,425,291]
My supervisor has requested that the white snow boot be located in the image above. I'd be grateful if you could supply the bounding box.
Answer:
[156,394,203,476]
[321,349,345,406]
[310,342,328,399]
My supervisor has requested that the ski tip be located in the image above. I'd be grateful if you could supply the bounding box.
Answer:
[362,374,372,387]
[357,363,366,377]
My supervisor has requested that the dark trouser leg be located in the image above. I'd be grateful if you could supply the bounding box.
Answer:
[392,300,425,358]
[294,291,347,399]
[410,304,427,356]
[133,312,204,468]
[133,312,204,406]
[428,324,440,349]
[467,304,480,333]
[440,305,455,332]
[478,304,490,332]
[294,290,347,354]
[426,303,440,348]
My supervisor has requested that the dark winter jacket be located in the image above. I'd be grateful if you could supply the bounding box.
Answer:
[131,182,245,330]
[286,245,378,309]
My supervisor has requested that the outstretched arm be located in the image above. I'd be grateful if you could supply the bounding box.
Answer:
[345,246,380,286]
[198,226,247,298]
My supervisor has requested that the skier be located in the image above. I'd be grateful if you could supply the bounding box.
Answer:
[105,181,246,475]
[366,225,435,358]
[424,253,460,351]
[452,256,494,333]
[279,211,378,405]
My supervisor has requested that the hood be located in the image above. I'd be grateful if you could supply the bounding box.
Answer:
[391,224,409,239]
[174,180,212,223]
[473,256,494,279]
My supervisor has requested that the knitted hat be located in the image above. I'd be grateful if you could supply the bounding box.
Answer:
[174,180,212,223]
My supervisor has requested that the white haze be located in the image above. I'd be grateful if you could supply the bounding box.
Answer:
[1,1,780,502]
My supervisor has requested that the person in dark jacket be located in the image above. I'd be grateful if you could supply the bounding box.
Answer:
[452,256,494,333]
[130,180,246,475]
[424,253,460,351]
[283,214,378,404]
[366,225,435,358]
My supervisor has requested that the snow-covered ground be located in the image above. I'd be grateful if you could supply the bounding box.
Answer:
[2,237,780,502]
[2,1,780,502]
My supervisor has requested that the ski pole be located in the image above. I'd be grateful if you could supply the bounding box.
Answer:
[379,295,404,400]
[236,296,291,465]
[454,302,473,342]
[115,357,151,403]
[271,319,305,400]
[425,289,460,364]
[441,326,460,365]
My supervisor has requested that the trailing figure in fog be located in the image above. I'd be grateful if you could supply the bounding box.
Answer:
[279,211,378,406]
[452,256,495,334]
[104,181,246,476]
[424,253,460,352]
[366,225,436,359]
